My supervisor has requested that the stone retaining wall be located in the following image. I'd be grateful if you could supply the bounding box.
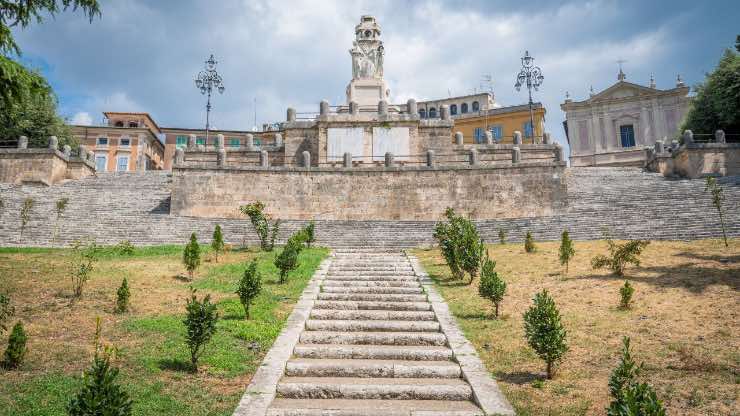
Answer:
[0,148,95,185]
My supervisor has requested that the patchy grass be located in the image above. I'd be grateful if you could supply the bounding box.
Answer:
[413,239,739,416]
[0,243,328,416]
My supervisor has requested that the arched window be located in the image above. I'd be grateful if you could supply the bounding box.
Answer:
[472,101,480,112]
[114,121,124,127]
[450,104,457,115]
[428,107,437,118]
[419,109,426,119]
[461,103,469,114]
[128,121,139,128]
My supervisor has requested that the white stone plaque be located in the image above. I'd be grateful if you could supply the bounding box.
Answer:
[372,127,410,161]
[327,127,365,161]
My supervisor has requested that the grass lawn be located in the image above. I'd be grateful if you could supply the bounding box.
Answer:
[0,243,328,415]
[413,238,739,416]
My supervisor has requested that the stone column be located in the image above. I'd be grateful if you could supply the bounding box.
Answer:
[513,131,522,145]
[217,148,226,167]
[512,146,521,163]
[554,144,564,162]
[715,129,726,144]
[260,150,269,167]
[343,152,352,168]
[385,152,394,167]
[187,134,197,149]
[455,131,464,145]
[62,145,72,158]
[378,100,388,116]
[274,133,283,148]
[246,134,256,151]
[485,131,494,145]
[542,132,551,145]
[302,150,311,168]
[407,99,417,116]
[78,145,87,158]
[48,136,58,150]
[320,100,330,116]
[215,134,225,150]
[18,136,28,149]
[682,130,693,145]
[349,101,359,115]
[654,140,664,154]
[287,107,296,122]
[426,150,435,167]
[440,105,450,121]
[469,148,479,165]
[174,148,185,165]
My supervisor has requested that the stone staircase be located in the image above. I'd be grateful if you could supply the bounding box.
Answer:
[0,168,738,247]
[260,248,511,416]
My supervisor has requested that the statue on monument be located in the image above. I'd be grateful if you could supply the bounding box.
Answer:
[350,41,383,80]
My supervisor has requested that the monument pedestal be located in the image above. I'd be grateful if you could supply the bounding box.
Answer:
[347,78,389,107]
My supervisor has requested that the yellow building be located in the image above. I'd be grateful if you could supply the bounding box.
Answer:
[453,102,545,144]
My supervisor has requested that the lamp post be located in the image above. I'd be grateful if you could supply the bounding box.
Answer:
[514,51,544,143]
[194,54,225,143]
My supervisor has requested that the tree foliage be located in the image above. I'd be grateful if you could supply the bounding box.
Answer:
[433,208,485,284]
[559,230,575,275]
[591,239,650,277]
[183,288,218,372]
[70,240,98,300]
[478,252,506,318]
[524,231,537,253]
[619,280,635,309]
[2,321,27,369]
[19,197,33,241]
[705,177,728,247]
[0,292,14,335]
[274,233,303,284]
[523,289,568,379]
[211,224,224,262]
[0,81,76,147]
[115,278,130,314]
[182,233,201,280]
[303,221,316,248]
[235,260,261,319]
[498,228,506,245]
[607,337,666,416]
[240,201,280,251]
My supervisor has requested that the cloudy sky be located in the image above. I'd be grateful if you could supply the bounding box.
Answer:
[11,0,740,148]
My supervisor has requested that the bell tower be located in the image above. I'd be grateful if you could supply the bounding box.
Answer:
[346,15,390,107]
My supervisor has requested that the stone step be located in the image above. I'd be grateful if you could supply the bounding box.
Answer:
[322,280,421,288]
[305,320,440,333]
[276,377,473,401]
[299,331,448,346]
[267,398,483,416]
[309,309,436,321]
[285,359,462,378]
[324,275,418,282]
[320,286,423,294]
[317,293,427,302]
[328,271,416,276]
[292,344,454,361]
[312,300,432,311]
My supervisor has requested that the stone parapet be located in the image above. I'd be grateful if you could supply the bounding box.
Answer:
[645,135,740,178]
[0,148,95,185]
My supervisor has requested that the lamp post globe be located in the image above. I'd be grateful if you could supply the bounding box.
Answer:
[194,54,226,143]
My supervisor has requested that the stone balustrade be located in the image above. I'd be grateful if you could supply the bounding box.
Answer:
[0,136,96,185]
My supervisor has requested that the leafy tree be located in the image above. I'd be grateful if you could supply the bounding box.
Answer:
[19,197,33,242]
[70,240,98,299]
[523,289,568,379]
[619,280,635,309]
[239,201,280,251]
[524,231,536,253]
[478,252,506,318]
[433,208,485,284]
[0,85,76,148]
[607,337,666,416]
[303,221,316,248]
[274,236,301,284]
[183,288,218,372]
[115,278,130,313]
[182,233,201,280]
[235,260,261,319]
[682,48,740,136]
[705,177,728,247]
[498,228,506,245]
[51,197,68,247]
[559,230,575,275]
[2,321,27,369]
[0,292,13,335]
[592,239,650,277]
[211,224,224,262]
[114,240,135,256]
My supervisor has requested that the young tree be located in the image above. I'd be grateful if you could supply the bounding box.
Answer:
[592,239,650,277]
[211,224,225,262]
[70,240,98,300]
[523,289,568,379]
[0,292,14,335]
[478,253,506,318]
[115,240,135,256]
[115,278,130,313]
[182,233,201,280]
[239,201,280,251]
[2,321,27,369]
[498,229,506,245]
[235,260,262,319]
[303,221,316,248]
[607,337,666,416]
[183,288,219,372]
[274,237,301,284]
[19,197,33,242]
[705,177,728,247]
[619,280,635,309]
[559,230,576,275]
[52,197,69,247]
[433,208,485,284]
[524,231,536,253]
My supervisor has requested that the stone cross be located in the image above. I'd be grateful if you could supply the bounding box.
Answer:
[512,146,521,163]
[343,152,352,168]
[260,150,269,167]
[385,152,394,167]
[513,131,522,145]
[48,136,58,150]
[18,136,28,149]
[287,107,296,122]
[407,99,417,117]
[426,150,435,167]
[469,148,479,165]
[440,105,450,121]
[715,129,726,144]
[302,151,311,168]
[62,145,72,158]
[455,132,464,145]
[174,148,185,165]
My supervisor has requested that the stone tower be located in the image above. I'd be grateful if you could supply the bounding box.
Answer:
[346,15,390,107]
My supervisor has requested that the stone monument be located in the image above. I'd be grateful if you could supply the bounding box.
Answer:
[346,15,390,107]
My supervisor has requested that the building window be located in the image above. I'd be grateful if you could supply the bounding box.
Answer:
[119,137,131,147]
[490,125,503,141]
[428,107,437,118]
[116,155,129,172]
[229,138,240,147]
[419,109,426,119]
[95,155,107,172]
[97,137,108,146]
[620,125,636,147]
[175,135,188,148]
[523,121,534,138]
[254,138,262,146]
[472,101,480,112]
[474,127,485,143]
[128,121,138,128]
[196,137,206,146]
[114,121,124,127]
[461,103,469,114]
[450,104,457,115]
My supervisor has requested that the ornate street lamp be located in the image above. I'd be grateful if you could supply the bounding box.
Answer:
[514,51,544,142]
[194,54,225,142]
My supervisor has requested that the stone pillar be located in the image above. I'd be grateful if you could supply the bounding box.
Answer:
[246,134,256,151]
[440,105,450,121]
[513,131,522,145]
[654,140,664,154]
[349,101,359,115]
[455,131,464,145]
[215,134,225,149]
[62,145,72,158]
[260,150,269,167]
[554,144,564,162]
[385,152,394,167]
[78,145,87,158]
[671,140,679,151]
[343,152,352,168]
[378,100,388,116]
[86,150,95,164]
[512,146,521,164]
[187,134,197,149]
[287,107,296,122]
[485,131,494,145]
[320,100,330,116]
[48,136,58,150]
[715,129,726,144]
[274,133,283,148]
[174,148,185,165]
[469,148,479,165]
[18,136,28,149]
[217,148,226,167]
[407,99,417,116]
[302,150,311,168]
[543,132,551,145]
[682,130,693,145]
[426,150,435,167]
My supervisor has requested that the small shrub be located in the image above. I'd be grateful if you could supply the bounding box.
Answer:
[2,321,27,369]
[19,197,34,241]
[523,289,568,379]
[304,221,316,248]
[498,229,506,245]
[52,197,69,247]
[0,292,14,335]
[115,278,130,313]
[592,239,650,277]
[619,280,635,309]
[183,288,219,372]
[115,240,135,256]
[240,201,280,251]
[559,229,575,275]
[274,236,301,284]
[478,252,506,318]
[607,337,666,416]
[235,260,262,319]
[71,240,99,300]
[433,208,485,284]
[182,233,201,280]
[705,177,728,247]
[211,224,225,262]
[524,231,536,253]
